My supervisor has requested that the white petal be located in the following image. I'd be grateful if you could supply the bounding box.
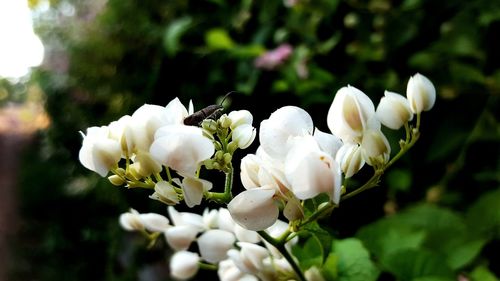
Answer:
[217,208,237,233]
[313,127,343,159]
[164,225,200,251]
[228,110,254,129]
[228,188,279,231]
[232,124,256,149]
[285,136,341,201]
[170,251,200,280]
[150,125,214,175]
[361,129,391,166]
[164,97,189,124]
[181,176,210,207]
[139,213,170,232]
[259,106,313,160]
[197,229,236,263]
[240,154,261,189]
[168,206,204,229]
[234,224,260,243]
[119,211,143,231]
[335,142,365,178]
[236,242,270,274]
[202,208,219,229]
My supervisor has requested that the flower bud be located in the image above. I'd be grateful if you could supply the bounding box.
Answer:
[219,114,232,129]
[376,91,413,130]
[170,251,200,280]
[406,73,436,114]
[108,175,125,186]
[202,119,218,134]
[149,181,180,205]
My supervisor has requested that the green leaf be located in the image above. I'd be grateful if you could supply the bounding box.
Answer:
[229,44,265,58]
[163,17,193,57]
[333,238,380,281]
[386,168,412,193]
[470,265,500,281]
[466,189,500,239]
[357,220,426,261]
[322,252,338,280]
[446,238,487,270]
[382,249,454,280]
[292,235,324,271]
[205,28,235,50]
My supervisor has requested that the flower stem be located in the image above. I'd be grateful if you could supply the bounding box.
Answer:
[205,167,234,204]
[198,262,217,271]
[258,231,306,281]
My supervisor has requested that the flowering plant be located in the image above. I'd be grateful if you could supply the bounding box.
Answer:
[78,73,436,281]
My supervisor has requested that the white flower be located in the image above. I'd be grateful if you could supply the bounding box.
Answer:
[284,135,342,203]
[79,126,121,177]
[259,106,313,160]
[202,208,219,229]
[376,90,413,130]
[406,73,436,114]
[168,206,204,229]
[228,242,270,275]
[126,98,190,153]
[228,187,279,231]
[327,85,379,143]
[180,175,213,208]
[150,181,180,205]
[139,213,170,232]
[335,142,365,178]
[197,229,236,263]
[150,125,214,176]
[164,225,200,251]
[361,129,391,166]
[239,153,289,193]
[169,251,200,280]
[228,110,253,129]
[218,259,258,281]
[119,208,144,231]
[232,124,256,149]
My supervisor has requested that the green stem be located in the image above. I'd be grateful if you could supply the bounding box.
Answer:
[198,262,218,271]
[205,167,234,204]
[258,231,306,281]
[341,169,383,201]
[298,202,336,227]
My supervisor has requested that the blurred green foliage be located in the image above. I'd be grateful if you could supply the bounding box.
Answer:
[12,0,500,280]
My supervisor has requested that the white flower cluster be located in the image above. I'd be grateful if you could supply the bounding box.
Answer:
[228,73,436,231]
[78,97,256,208]
[119,207,295,281]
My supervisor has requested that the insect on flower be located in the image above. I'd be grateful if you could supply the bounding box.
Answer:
[183,92,234,126]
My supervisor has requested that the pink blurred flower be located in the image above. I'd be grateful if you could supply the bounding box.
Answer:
[254,44,293,70]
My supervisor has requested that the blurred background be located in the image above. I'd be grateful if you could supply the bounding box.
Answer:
[0,0,499,280]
